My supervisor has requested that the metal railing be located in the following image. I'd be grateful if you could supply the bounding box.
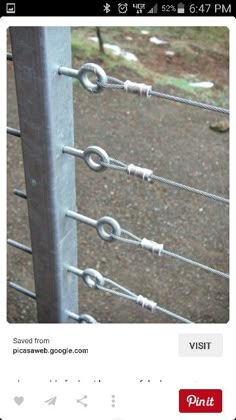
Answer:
[7,27,229,324]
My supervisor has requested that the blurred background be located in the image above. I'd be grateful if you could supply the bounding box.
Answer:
[7,26,229,323]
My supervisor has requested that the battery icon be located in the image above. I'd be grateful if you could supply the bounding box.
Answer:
[177,2,185,13]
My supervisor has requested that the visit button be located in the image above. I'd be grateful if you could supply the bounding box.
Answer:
[179,334,223,356]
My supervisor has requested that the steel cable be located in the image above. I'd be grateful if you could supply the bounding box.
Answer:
[58,63,229,114]
[97,77,229,114]
[68,265,193,323]
[66,211,229,280]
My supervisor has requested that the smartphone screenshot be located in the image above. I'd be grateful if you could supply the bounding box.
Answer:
[0,1,234,419]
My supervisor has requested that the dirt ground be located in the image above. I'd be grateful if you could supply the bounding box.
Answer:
[7,27,229,323]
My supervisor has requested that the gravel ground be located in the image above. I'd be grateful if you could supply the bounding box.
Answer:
[7,54,229,324]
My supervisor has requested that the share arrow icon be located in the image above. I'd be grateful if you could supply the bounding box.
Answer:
[45,396,57,405]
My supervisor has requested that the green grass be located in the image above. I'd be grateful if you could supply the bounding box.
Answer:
[128,26,229,54]
[152,75,229,108]
[71,27,229,107]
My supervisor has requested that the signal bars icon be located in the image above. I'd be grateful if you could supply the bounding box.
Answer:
[147,2,158,13]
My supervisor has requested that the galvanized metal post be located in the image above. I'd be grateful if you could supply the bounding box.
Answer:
[10,27,78,322]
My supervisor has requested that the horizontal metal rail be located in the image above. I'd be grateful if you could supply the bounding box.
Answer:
[9,281,36,299]
[66,210,229,279]
[7,52,13,61]
[7,239,32,255]
[13,189,27,199]
[59,63,229,115]
[63,144,229,205]
[7,126,21,137]
[9,282,97,323]
[67,265,193,323]
[9,133,229,204]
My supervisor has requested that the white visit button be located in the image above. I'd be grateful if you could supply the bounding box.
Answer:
[179,334,223,357]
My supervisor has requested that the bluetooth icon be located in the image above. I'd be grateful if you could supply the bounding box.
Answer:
[103,3,111,13]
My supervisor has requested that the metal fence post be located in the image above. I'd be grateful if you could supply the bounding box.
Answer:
[10,27,78,322]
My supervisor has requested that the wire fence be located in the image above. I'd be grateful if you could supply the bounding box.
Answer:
[7,27,229,324]
[8,134,229,205]
[59,62,229,114]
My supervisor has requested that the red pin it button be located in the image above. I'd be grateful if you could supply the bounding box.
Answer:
[179,389,222,413]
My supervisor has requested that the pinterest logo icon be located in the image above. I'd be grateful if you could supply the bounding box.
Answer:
[179,389,222,413]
